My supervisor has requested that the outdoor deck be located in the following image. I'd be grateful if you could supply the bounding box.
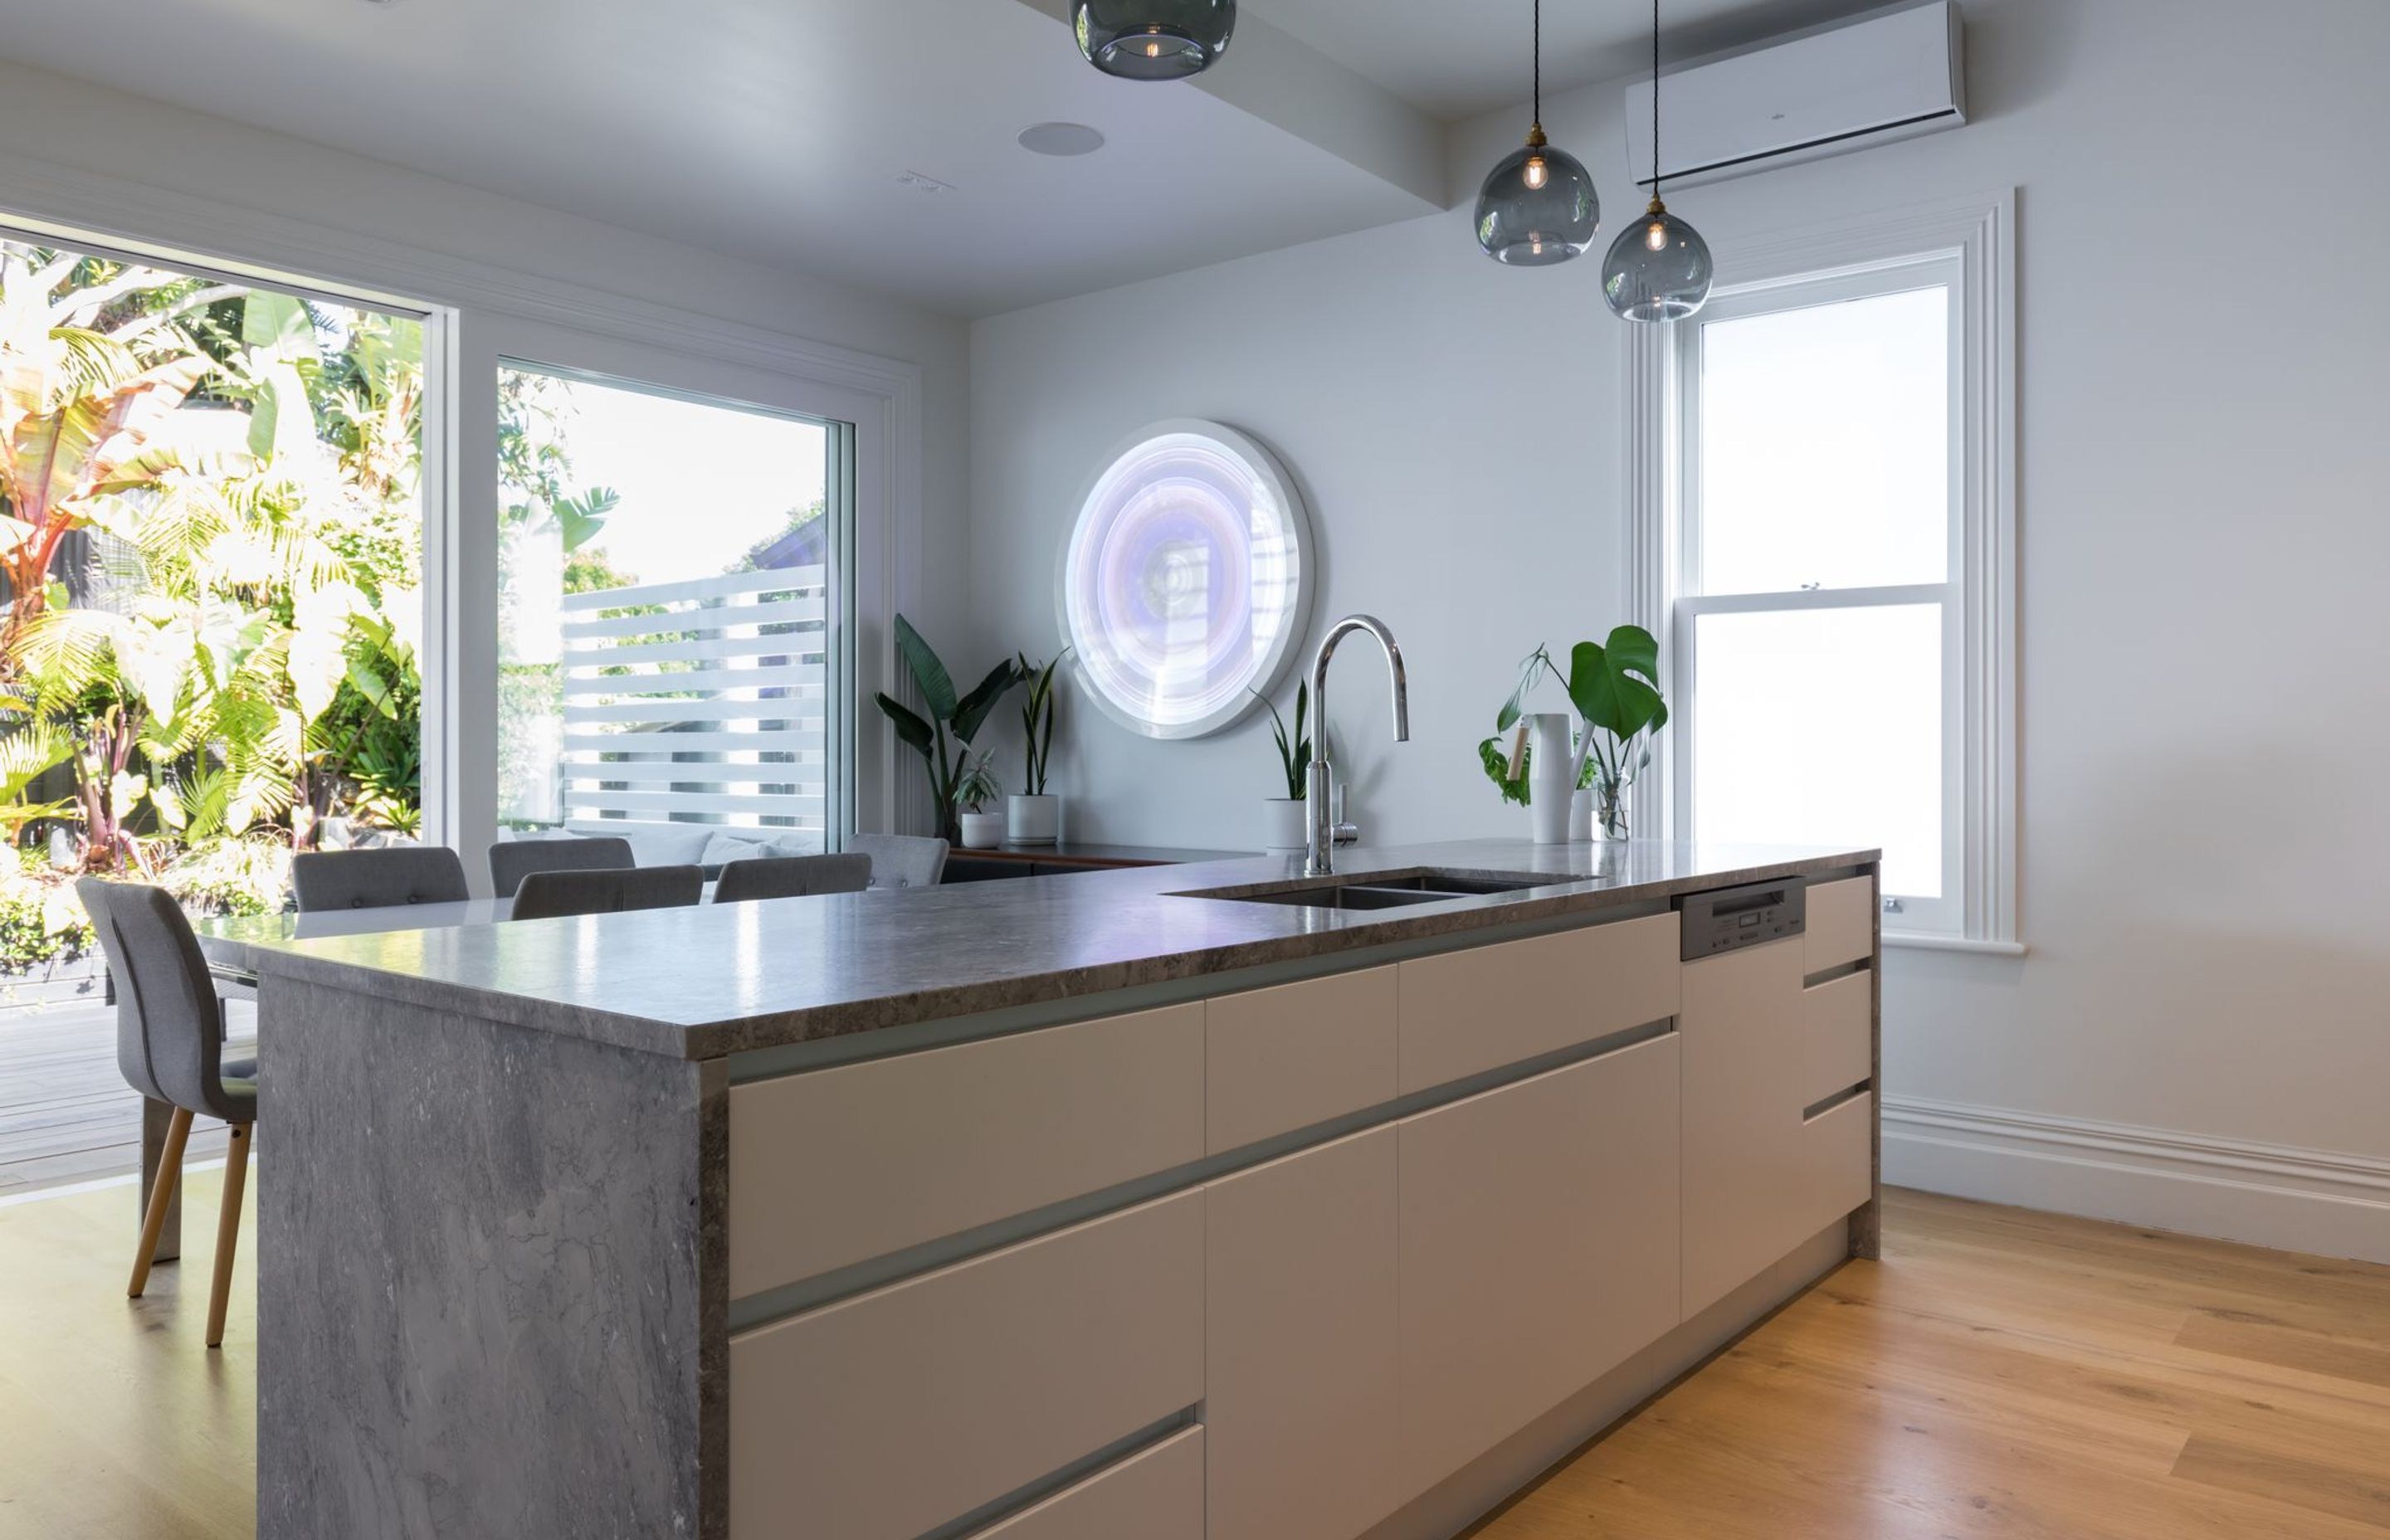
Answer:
[0,1004,234,1198]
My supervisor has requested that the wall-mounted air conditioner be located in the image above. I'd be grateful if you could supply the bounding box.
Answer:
[1624,1,1966,190]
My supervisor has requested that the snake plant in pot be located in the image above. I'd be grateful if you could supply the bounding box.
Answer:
[1252,681,1312,851]
[875,616,1021,844]
[1007,651,1067,845]
[1480,625,1667,843]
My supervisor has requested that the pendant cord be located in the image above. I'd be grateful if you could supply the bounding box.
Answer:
[1651,0,1662,200]
[1532,0,1542,128]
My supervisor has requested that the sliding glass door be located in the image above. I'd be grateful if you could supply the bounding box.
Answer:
[493,362,852,850]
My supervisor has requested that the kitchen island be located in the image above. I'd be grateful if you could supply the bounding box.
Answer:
[217,838,1880,1540]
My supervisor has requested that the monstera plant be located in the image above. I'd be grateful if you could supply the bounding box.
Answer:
[874,616,1020,843]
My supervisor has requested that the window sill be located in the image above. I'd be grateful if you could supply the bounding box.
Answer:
[1884,931,2028,958]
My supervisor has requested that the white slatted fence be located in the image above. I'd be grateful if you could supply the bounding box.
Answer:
[556,565,828,835]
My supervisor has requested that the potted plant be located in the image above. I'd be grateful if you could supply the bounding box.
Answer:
[874,615,1021,843]
[1254,681,1311,851]
[953,752,1005,850]
[1007,651,1066,845]
[1480,626,1667,842]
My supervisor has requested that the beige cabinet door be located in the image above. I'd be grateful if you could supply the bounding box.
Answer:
[1396,1036,1681,1497]
[1205,1128,1401,1540]
[1679,937,1807,1319]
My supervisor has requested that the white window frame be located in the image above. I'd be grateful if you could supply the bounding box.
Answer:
[1625,191,2020,954]
[0,155,926,885]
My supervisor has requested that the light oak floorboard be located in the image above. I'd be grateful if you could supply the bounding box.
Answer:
[5,1181,2386,1540]
[1471,1188,2390,1540]
[0,1163,255,1539]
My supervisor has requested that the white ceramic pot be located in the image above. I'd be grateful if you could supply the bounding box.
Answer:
[1528,714,1573,844]
[1006,793,1060,845]
[958,811,1005,850]
[1568,787,1593,843]
[1262,797,1307,851]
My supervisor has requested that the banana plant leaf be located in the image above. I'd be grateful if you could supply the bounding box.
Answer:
[892,614,959,721]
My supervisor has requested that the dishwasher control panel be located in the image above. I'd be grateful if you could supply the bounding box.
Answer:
[1676,876,1807,960]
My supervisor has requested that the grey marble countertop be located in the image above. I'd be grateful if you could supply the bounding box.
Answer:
[202,839,1876,1060]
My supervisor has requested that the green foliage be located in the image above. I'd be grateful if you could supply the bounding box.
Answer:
[1253,681,1311,801]
[1,241,427,870]
[1476,733,1531,807]
[875,615,1021,841]
[156,835,290,919]
[1016,651,1066,797]
[953,751,1002,814]
[1490,627,1668,806]
[0,851,92,972]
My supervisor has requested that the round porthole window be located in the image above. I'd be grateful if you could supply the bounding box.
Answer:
[1058,420,1314,739]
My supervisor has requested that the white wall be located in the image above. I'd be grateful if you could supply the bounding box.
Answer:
[969,0,2390,1256]
[0,55,973,849]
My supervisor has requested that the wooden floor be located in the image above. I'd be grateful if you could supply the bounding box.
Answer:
[1473,1188,2390,1538]
[1,1004,233,1195]
[0,1159,255,1538]
[0,1186,2383,1539]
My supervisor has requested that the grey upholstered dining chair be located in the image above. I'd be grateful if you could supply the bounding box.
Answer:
[712,852,873,904]
[76,879,256,1349]
[488,835,636,899]
[509,864,703,921]
[291,846,471,912]
[846,833,949,889]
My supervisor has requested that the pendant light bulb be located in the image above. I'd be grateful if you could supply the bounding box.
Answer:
[1602,0,1714,321]
[1473,2,1600,266]
[1072,2,1235,80]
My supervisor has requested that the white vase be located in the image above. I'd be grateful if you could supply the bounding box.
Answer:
[1528,714,1573,844]
[1568,788,1593,843]
[958,811,1005,850]
[1006,793,1060,845]
[1262,797,1307,851]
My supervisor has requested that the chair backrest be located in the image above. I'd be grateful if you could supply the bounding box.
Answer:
[488,836,636,899]
[509,864,703,922]
[712,852,873,904]
[292,846,470,912]
[76,880,242,1122]
[847,833,949,890]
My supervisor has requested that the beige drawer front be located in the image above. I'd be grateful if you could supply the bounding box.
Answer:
[1804,876,1876,973]
[1207,967,1397,1152]
[1396,913,1679,1092]
[968,1427,1203,1540]
[1798,1091,1875,1240]
[728,1003,1204,1293]
[1802,972,1873,1106]
[729,1192,1204,1540]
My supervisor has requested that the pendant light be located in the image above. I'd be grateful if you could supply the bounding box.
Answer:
[1073,0,1235,80]
[1602,0,1714,320]
[1474,0,1600,266]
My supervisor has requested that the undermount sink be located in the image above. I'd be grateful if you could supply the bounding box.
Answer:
[1173,870,1563,912]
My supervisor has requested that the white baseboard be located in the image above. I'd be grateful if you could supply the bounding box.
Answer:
[1883,1095,2390,1265]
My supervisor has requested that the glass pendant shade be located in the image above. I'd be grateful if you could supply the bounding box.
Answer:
[1602,201,1714,320]
[1475,137,1601,266]
[1073,0,1235,80]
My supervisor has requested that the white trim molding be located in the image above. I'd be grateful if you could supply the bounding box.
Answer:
[1884,1094,2390,1265]
[1627,188,2019,945]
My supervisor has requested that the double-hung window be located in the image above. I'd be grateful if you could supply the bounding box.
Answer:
[1648,197,2016,948]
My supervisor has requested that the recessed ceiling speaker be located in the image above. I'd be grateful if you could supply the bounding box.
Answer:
[1017,122,1107,157]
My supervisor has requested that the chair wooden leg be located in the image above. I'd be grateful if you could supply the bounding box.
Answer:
[205,1123,251,1349]
[129,1106,193,1299]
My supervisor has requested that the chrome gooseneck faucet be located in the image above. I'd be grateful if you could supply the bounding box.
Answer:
[1305,615,1409,878]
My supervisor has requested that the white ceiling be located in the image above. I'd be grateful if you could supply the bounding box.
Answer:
[0,0,1885,318]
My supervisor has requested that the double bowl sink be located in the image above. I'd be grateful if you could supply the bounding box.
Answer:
[1173,870,1568,913]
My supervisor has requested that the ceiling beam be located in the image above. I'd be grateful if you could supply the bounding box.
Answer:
[1005,0,1447,211]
